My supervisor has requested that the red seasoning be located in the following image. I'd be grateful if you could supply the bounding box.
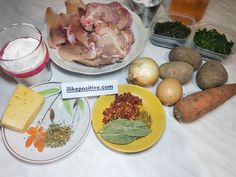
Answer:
[103,92,142,124]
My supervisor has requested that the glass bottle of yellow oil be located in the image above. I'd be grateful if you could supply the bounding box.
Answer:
[169,0,210,22]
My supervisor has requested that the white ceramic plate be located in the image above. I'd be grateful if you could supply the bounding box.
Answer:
[1,82,91,163]
[47,1,146,75]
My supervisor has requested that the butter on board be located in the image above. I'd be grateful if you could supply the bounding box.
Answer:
[0,84,44,132]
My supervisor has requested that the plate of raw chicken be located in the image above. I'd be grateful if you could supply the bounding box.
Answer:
[45,0,146,75]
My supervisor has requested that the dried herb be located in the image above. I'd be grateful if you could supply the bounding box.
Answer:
[98,119,151,144]
[154,21,191,39]
[194,28,234,55]
[136,110,152,127]
[45,123,72,148]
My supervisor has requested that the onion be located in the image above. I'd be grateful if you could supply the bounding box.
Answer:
[128,57,159,86]
[156,78,183,106]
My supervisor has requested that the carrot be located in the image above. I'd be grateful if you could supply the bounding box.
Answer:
[34,138,46,152]
[36,141,45,152]
[25,134,36,148]
[173,83,236,122]
[25,126,47,152]
[27,127,37,134]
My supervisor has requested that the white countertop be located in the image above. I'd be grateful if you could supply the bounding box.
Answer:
[1,0,236,177]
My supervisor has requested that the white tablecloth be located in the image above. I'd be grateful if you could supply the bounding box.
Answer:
[0,0,236,177]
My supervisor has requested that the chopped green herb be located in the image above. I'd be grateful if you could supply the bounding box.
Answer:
[45,123,73,148]
[194,28,234,55]
[154,21,191,39]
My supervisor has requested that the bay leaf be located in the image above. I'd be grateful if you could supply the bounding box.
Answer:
[98,119,152,144]
[100,119,151,137]
[100,132,137,144]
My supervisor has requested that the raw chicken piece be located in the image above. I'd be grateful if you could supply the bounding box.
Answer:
[47,28,66,48]
[46,10,90,50]
[58,44,114,67]
[65,14,90,49]
[65,0,86,14]
[58,23,134,67]
[45,7,67,48]
[45,1,135,67]
[90,23,134,60]
[80,2,132,31]
[58,44,96,61]
[45,1,87,48]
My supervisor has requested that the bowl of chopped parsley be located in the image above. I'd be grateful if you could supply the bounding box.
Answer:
[148,12,195,48]
[192,22,236,61]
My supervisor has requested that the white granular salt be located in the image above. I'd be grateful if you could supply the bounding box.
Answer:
[2,38,45,73]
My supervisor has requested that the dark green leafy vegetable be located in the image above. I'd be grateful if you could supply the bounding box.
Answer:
[154,21,191,39]
[98,119,152,144]
[194,28,234,55]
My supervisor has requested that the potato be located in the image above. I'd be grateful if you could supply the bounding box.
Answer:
[159,61,194,84]
[196,60,228,90]
[169,46,202,71]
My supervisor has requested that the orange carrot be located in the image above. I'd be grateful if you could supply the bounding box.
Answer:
[27,127,37,134]
[174,83,236,122]
[35,141,46,152]
[25,126,47,152]
[37,126,43,132]
[34,138,46,152]
[25,134,36,147]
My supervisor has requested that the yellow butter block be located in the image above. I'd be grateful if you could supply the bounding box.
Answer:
[1,84,44,132]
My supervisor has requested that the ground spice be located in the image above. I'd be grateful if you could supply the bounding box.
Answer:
[102,92,142,124]
[45,123,72,148]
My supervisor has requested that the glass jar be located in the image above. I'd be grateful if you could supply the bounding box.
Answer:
[0,23,52,86]
[168,0,210,22]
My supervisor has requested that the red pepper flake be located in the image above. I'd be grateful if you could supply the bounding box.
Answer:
[103,92,142,124]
